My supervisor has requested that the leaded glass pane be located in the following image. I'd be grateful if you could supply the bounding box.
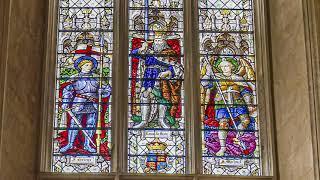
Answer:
[128,0,185,174]
[52,0,113,173]
[199,0,261,175]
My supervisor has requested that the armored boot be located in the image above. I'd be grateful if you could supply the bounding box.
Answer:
[84,130,96,153]
[158,104,170,128]
[133,94,150,128]
[148,94,157,123]
[84,113,97,153]
[60,129,78,153]
[216,130,227,156]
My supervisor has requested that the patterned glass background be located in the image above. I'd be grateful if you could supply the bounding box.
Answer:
[52,0,113,173]
[128,0,186,174]
[199,0,261,175]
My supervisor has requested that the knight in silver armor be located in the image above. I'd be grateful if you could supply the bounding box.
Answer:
[60,56,111,153]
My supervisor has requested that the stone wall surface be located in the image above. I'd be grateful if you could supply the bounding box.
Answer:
[268,0,316,180]
[0,0,46,179]
[0,0,319,180]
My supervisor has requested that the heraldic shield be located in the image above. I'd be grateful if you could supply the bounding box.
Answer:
[145,139,168,172]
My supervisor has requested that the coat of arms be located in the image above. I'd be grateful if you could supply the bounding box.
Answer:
[145,139,168,172]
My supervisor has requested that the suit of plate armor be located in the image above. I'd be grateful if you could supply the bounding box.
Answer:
[60,72,111,153]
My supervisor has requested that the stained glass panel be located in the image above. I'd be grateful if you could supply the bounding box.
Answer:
[199,0,261,175]
[52,0,113,173]
[128,0,185,174]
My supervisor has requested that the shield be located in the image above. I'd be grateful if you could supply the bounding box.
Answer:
[146,153,167,171]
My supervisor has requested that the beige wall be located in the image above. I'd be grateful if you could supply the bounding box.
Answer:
[268,0,316,179]
[0,0,46,179]
[0,0,319,179]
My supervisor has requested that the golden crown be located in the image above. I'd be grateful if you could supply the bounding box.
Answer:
[147,139,167,151]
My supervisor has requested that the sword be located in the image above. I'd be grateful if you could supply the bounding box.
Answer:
[212,74,247,151]
[63,108,97,148]
[144,0,149,40]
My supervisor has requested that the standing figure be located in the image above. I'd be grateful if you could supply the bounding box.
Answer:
[131,32,177,128]
[202,57,257,156]
[59,56,111,153]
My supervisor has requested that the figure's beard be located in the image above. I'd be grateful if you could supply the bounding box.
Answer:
[153,43,166,53]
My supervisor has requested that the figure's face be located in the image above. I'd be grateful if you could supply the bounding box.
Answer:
[219,61,233,74]
[154,38,163,45]
[81,61,93,73]
[153,37,166,53]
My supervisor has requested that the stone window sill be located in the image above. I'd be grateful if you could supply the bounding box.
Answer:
[38,173,275,180]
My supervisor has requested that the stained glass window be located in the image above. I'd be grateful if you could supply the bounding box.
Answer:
[48,0,267,176]
[199,0,261,175]
[128,0,186,174]
[52,0,113,172]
